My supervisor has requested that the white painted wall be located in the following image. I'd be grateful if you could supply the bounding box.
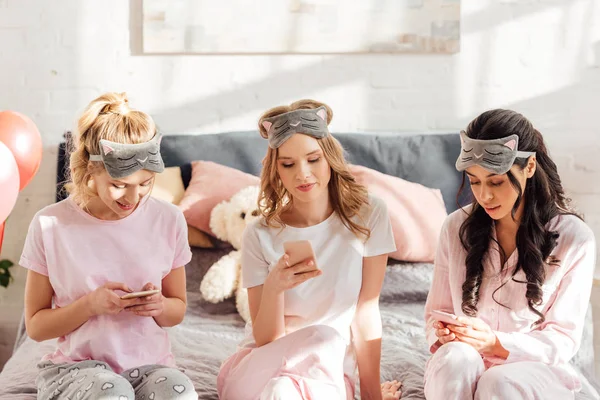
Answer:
[1,0,599,315]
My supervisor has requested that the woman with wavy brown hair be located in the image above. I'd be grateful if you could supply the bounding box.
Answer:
[424,109,596,399]
[217,100,401,400]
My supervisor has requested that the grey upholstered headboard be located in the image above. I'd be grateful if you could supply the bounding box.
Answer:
[56,131,468,213]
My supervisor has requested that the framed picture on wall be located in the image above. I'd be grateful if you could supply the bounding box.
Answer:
[142,0,460,54]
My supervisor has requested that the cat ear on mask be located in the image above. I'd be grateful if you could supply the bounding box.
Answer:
[261,121,272,138]
[102,143,114,155]
[316,107,327,121]
[459,131,467,146]
[503,139,517,151]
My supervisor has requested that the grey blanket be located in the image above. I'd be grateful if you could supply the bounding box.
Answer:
[1,249,599,399]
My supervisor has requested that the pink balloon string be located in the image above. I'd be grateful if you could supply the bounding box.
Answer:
[0,221,4,256]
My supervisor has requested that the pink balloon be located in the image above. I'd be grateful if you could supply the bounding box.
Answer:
[0,111,43,191]
[0,141,20,224]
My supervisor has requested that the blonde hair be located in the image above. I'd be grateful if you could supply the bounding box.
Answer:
[66,92,156,206]
[258,99,371,239]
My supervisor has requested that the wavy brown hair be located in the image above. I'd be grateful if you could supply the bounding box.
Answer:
[458,109,580,324]
[65,92,156,206]
[258,99,370,239]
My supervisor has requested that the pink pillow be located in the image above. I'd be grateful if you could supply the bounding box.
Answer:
[349,165,447,263]
[178,161,260,236]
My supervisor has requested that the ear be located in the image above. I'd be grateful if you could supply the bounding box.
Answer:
[101,143,114,155]
[503,139,517,151]
[526,155,537,178]
[316,107,327,121]
[261,120,273,132]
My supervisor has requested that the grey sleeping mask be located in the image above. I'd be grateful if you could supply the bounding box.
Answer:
[260,106,329,149]
[455,131,536,175]
[89,134,165,179]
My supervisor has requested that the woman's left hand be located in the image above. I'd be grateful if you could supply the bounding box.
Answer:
[448,316,506,358]
[126,283,164,317]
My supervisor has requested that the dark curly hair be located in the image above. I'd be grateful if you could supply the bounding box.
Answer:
[457,109,580,324]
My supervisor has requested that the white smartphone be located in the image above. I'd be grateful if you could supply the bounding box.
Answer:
[431,310,465,327]
[283,240,319,270]
[120,289,160,300]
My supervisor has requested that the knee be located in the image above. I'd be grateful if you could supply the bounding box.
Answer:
[261,377,300,399]
[296,325,348,357]
[95,375,134,399]
[151,367,193,384]
[432,341,482,371]
[148,368,196,399]
[476,366,520,397]
[218,378,247,400]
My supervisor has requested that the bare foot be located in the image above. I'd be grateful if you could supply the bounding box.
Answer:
[381,380,402,399]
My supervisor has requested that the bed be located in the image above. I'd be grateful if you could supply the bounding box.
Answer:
[1,131,598,399]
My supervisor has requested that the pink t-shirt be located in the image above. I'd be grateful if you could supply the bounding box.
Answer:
[20,196,192,373]
[425,206,596,390]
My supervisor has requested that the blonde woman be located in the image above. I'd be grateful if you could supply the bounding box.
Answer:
[21,93,196,399]
[217,100,402,400]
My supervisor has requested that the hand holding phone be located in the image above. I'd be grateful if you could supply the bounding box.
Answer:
[87,282,155,317]
[430,310,463,350]
[264,241,322,294]
[283,240,319,270]
[122,283,165,317]
[120,289,161,300]
[431,310,465,327]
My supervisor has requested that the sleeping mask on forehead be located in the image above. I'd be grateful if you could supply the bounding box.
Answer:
[455,131,536,175]
[260,106,330,149]
[89,134,165,179]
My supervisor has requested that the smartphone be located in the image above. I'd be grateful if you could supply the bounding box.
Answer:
[283,240,319,270]
[431,310,465,327]
[120,289,160,300]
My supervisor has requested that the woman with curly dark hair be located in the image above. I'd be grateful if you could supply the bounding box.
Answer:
[423,109,596,399]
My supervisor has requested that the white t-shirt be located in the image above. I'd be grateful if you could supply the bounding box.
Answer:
[241,195,396,345]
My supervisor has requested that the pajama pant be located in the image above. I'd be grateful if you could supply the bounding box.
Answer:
[217,325,354,400]
[36,360,197,400]
[424,342,575,400]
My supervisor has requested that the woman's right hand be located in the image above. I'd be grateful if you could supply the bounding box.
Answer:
[264,254,322,294]
[434,320,456,345]
[86,282,142,316]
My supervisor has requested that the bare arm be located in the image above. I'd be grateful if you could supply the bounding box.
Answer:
[351,254,388,400]
[248,284,285,347]
[25,270,91,342]
[24,270,141,342]
[249,254,321,347]
[154,267,187,327]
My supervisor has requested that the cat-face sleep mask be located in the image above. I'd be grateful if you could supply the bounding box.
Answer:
[260,106,329,149]
[89,134,165,179]
[455,131,536,175]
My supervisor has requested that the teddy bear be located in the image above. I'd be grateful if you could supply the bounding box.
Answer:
[199,185,261,322]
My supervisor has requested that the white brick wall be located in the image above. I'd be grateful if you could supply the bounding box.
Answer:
[1,0,600,314]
